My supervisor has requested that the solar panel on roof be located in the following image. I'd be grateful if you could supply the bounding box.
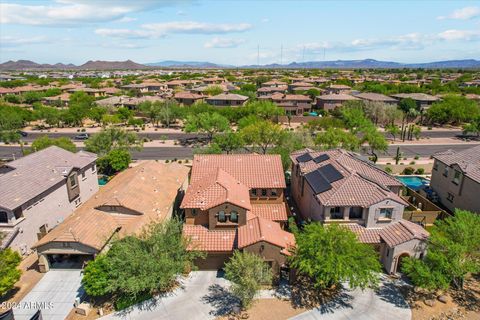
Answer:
[313,154,330,163]
[318,164,343,183]
[296,153,313,163]
[305,170,332,194]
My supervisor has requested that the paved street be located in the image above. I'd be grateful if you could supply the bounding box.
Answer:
[1,143,479,162]
[13,270,84,320]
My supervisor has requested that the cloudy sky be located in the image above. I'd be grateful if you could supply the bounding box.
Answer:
[1,0,479,65]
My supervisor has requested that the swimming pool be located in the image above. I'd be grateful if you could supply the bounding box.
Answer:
[397,176,429,190]
[98,177,108,186]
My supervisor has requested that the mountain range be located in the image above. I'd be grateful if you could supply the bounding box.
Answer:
[1,59,479,71]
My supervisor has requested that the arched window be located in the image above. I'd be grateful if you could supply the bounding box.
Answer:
[218,211,226,222]
[230,211,238,223]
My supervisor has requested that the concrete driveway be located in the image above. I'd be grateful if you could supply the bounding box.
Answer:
[13,269,84,320]
[290,277,411,320]
[102,271,234,320]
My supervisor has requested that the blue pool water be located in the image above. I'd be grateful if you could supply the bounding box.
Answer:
[397,176,429,190]
[98,177,108,186]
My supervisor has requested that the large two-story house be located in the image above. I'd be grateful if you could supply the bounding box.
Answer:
[0,146,98,255]
[181,154,294,273]
[430,145,480,214]
[290,149,429,274]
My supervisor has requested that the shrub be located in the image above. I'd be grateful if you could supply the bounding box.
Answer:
[414,155,419,160]
[384,166,393,174]
[410,161,416,165]
[415,168,425,175]
[403,167,415,175]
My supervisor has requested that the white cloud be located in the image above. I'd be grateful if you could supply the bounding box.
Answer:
[437,6,480,20]
[204,37,245,48]
[117,17,137,23]
[96,21,253,39]
[1,36,49,47]
[437,29,480,41]
[0,1,183,26]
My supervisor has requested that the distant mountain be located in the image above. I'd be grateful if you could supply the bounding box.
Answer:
[146,60,234,68]
[0,59,148,71]
[1,58,479,71]
[78,60,149,70]
[243,59,480,69]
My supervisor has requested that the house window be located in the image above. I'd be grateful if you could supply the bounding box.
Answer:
[270,189,277,197]
[447,192,454,202]
[386,248,390,257]
[0,211,8,223]
[349,207,363,219]
[191,209,198,216]
[230,211,238,223]
[82,171,86,180]
[379,208,393,219]
[251,189,257,196]
[443,166,449,177]
[453,170,461,185]
[433,162,438,171]
[261,189,267,197]
[330,207,343,219]
[69,175,77,188]
[218,211,227,222]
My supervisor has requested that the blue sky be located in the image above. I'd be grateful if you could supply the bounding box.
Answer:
[1,0,479,65]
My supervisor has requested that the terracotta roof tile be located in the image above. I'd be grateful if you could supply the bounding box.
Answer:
[380,219,429,247]
[183,225,237,252]
[250,203,288,222]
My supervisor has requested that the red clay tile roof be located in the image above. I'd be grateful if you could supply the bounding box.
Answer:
[250,203,288,222]
[237,216,295,254]
[380,219,429,247]
[344,224,382,244]
[190,154,286,189]
[181,168,251,211]
[291,149,407,208]
[183,224,237,252]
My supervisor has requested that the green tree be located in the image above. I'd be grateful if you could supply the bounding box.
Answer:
[97,149,132,174]
[88,106,108,125]
[315,128,360,150]
[203,85,224,96]
[116,107,133,124]
[184,112,229,141]
[398,98,418,113]
[362,128,388,164]
[85,128,142,157]
[290,223,381,290]
[269,129,314,170]
[385,124,401,142]
[212,132,244,154]
[82,255,111,297]
[240,120,285,154]
[224,251,272,308]
[28,135,76,154]
[244,100,285,121]
[402,209,480,290]
[0,232,22,297]
[427,95,479,125]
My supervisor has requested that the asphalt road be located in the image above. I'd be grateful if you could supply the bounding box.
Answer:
[1,143,479,162]
[19,129,463,142]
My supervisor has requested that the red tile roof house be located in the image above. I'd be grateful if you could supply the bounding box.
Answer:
[205,93,249,107]
[316,93,360,111]
[260,93,312,116]
[181,154,294,273]
[290,149,429,274]
[174,91,205,105]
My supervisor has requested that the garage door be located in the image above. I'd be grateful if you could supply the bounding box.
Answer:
[195,253,231,270]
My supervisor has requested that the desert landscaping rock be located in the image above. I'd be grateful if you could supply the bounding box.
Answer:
[437,295,448,304]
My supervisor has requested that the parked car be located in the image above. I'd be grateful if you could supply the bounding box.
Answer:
[17,131,28,137]
[74,133,89,140]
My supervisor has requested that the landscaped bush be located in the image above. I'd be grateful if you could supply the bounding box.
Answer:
[403,167,415,175]
[414,155,419,160]
[415,168,425,174]
[410,161,416,165]
[384,166,393,174]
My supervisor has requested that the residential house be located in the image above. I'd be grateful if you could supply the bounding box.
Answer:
[0,146,98,255]
[326,84,352,94]
[257,86,288,97]
[261,93,312,115]
[390,93,440,111]
[174,91,205,105]
[67,88,106,97]
[290,149,429,274]
[316,93,360,110]
[430,145,480,214]
[354,92,398,105]
[33,161,190,272]
[181,154,294,273]
[206,93,249,107]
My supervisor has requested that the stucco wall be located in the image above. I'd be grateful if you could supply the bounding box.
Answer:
[243,241,287,274]
[381,239,427,274]
[2,163,98,255]
[365,199,405,228]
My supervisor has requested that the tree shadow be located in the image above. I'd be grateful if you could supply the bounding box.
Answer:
[201,283,240,317]
[375,281,410,309]
[290,275,354,313]
[450,275,480,312]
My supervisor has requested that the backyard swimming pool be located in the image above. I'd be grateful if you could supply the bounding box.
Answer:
[397,176,429,190]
